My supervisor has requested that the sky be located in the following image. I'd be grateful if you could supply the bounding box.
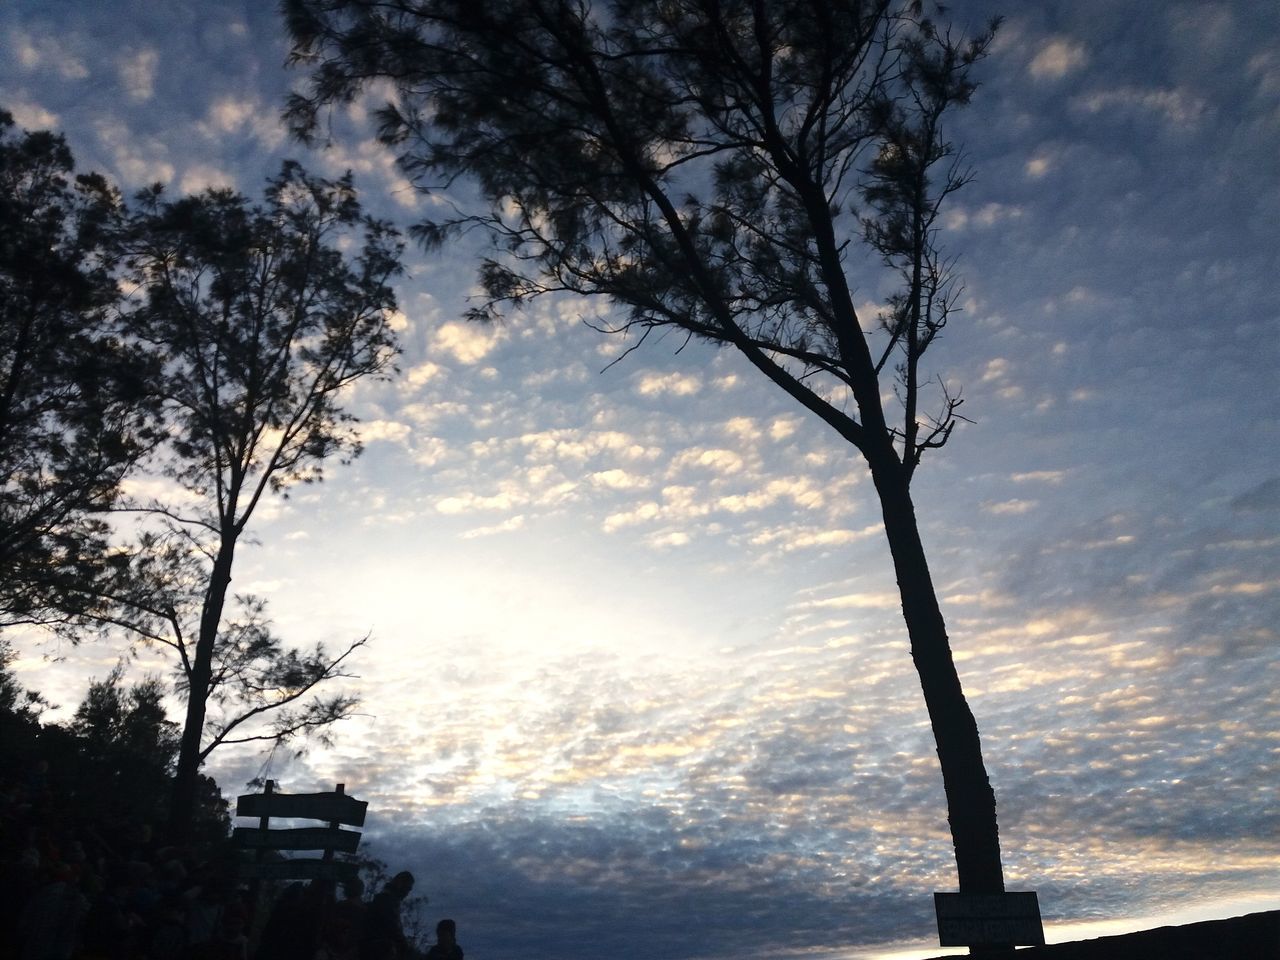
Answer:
[3,1,1279,958]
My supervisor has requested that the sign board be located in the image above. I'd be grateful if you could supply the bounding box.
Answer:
[934,891,1045,947]
[236,858,358,882]
[232,826,362,853]
[236,790,368,827]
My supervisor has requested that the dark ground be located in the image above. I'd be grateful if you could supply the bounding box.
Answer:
[923,910,1279,959]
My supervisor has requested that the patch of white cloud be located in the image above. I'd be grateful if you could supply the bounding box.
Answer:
[596,339,626,360]
[942,587,1012,608]
[722,417,758,441]
[461,515,527,539]
[178,163,235,194]
[984,499,1038,515]
[589,469,649,491]
[602,501,663,532]
[1028,38,1087,79]
[522,362,590,390]
[517,429,661,464]
[667,447,745,477]
[404,362,444,389]
[436,491,517,515]
[802,450,830,468]
[802,591,900,610]
[198,95,286,150]
[1025,150,1054,179]
[10,28,89,80]
[94,117,174,185]
[119,475,202,508]
[945,202,1024,231]
[1012,470,1066,484]
[659,484,711,519]
[980,358,1010,383]
[717,477,825,513]
[1074,86,1208,129]
[411,436,450,467]
[315,135,420,210]
[357,419,412,444]
[1247,51,1280,97]
[749,524,880,552]
[430,320,503,365]
[118,48,158,101]
[400,400,466,429]
[769,418,799,442]
[537,293,612,337]
[636,371,701,397]
[5,98,58,130]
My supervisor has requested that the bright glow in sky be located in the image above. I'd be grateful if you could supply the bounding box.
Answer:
[3,1,1278,958]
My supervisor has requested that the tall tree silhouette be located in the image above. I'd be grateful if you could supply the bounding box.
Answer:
[108,162,403,838]
[0,110,154,628]
[285,0,1006,893]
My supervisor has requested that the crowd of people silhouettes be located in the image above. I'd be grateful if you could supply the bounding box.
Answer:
[1,753,463,959]
[254,869,461,960]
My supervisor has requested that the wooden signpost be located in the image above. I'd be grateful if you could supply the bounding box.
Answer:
[232,827,363,853]
[934,891,1045,949]
[234,781,366,882]
[236,786,368,826]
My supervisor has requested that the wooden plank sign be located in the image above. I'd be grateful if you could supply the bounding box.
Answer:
[235,782,365,889]
[232,826,362,854]
[236,858,359,882]
[934,891,1045,947]
[236,789,368,827]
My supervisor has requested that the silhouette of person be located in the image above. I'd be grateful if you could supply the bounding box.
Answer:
[358,871,414,960]
[257,879,335,960]
[321,877,366,960]
[424,918,463,960]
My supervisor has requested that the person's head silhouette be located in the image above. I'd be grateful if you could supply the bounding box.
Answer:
[437,918,457,946]
[389,871,415,900]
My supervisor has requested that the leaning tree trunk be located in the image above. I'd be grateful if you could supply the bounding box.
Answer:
[168,536,235,841]
[870,454,1006,895]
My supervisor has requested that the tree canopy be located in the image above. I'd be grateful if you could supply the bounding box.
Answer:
[286,0,993,478]
[0,110,155,628]
[107,160,404,836]
[2,108,401,839]
[284,0,1008,894]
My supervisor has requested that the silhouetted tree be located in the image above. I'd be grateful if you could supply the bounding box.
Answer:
[0,110,154,628]
[69,666,180,822]
[285,0,1005,893]
[90,161,403,839]
[0,652,230,840]
[0,637,46,720]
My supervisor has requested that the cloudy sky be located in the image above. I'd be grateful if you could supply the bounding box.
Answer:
[3,1,1278,957]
